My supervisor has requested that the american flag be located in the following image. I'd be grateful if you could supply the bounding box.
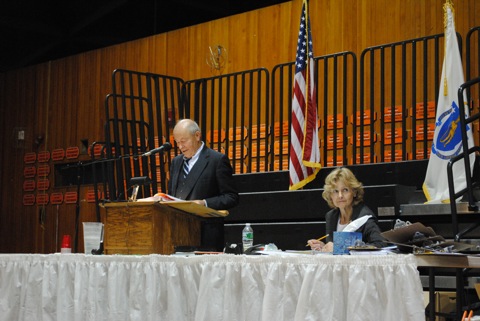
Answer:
[289,0,321,190]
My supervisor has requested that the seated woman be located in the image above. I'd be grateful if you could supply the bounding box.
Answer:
[307,167,387,252]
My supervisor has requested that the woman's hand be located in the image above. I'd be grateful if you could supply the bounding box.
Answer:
[322,242,333,252]
[307,239,325,251]
[307,240,334,252]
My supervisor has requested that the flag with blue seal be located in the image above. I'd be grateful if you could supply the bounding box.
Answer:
[423,0,475,204]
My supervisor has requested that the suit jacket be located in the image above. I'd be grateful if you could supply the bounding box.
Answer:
[324,203,387,247]
[168,146,239,210]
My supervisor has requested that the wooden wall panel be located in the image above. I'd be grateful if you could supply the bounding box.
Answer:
[1,0,479,254]
[163,29,187,78]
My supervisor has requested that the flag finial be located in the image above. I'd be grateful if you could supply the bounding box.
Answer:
[443,0,454,29]
[442,0,455,96]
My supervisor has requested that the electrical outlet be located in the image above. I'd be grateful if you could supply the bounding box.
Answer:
[13,127,26,149]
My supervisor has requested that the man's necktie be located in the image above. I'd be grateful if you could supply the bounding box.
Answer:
[183,157,191,178]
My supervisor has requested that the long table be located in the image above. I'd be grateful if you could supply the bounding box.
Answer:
[415,253,480,268]
[0,253,425,321]
[416,253,480,321]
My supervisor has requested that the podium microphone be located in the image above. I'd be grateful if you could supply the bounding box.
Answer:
[142,142,172,156]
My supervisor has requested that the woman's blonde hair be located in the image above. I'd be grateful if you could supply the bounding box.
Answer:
[322,167,364,208]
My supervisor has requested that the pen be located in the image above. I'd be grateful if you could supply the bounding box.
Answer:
[306,234,329,247]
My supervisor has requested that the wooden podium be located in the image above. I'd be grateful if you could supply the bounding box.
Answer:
[100,202,210,255]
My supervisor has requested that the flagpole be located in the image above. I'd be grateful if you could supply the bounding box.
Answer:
[303,0,309,159]
[443,0,453,96]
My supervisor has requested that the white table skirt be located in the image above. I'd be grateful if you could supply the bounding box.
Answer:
[0,253,425,321]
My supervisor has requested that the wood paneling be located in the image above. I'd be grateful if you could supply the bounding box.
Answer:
[1,0,479,254]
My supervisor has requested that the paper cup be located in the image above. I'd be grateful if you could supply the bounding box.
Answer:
[83,222,103,254]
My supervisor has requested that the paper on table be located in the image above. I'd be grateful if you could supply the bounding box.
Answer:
[343,215,372,232]
[137,193,184,202]
[349,249,393,256]
[136,193,228,218]
[258,250,312,256]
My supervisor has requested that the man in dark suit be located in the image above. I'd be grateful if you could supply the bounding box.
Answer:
[168,119,239,250]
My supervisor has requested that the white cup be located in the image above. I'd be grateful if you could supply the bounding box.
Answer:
[83,222,103,254]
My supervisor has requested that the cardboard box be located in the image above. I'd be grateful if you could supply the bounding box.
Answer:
[436,291,456,321]
[424,291,456,321]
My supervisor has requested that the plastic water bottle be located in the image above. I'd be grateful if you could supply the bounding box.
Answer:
[242,223,254,252]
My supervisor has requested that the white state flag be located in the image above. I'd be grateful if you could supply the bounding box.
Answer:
[423,1,475,204]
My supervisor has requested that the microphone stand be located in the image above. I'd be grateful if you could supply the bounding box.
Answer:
[71,146,169,253]
[74,160,82,253]
[72,154,134,254]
